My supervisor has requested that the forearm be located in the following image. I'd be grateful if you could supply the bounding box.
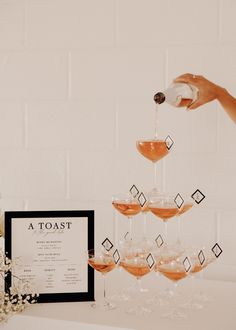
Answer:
[216,87,236,124]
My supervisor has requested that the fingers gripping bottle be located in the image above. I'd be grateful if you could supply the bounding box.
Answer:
[154,83,198,108]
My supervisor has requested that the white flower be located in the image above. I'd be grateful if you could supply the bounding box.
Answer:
[0,248,38,323]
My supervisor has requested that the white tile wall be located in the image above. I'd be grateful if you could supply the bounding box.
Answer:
[116,0,218,46]
[220,0,236,42]
[0,52,68,99]
[0,150,66,198]
[0,0,25,50]
[27,100,116,149]
[70,50,116,100]
[69,150,114,201]
[167,46,236,92]
[0,0,235,282]
[158,102,218,153]
[115,48,166,100]
[26,0,115,49]
[0,102,24,147]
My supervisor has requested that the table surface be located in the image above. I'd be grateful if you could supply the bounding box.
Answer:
[2,269,236,330]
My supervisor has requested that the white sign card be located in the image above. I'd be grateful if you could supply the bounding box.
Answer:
[5,210,94,303]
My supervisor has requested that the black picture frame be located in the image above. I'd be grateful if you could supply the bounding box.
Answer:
[4,210,94,303]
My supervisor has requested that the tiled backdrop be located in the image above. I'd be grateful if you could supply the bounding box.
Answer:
[0,0,236,281]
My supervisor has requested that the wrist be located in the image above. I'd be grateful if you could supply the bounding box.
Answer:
[215,86,229,102]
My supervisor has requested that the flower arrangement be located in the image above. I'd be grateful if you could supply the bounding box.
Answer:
[0,248,38,323]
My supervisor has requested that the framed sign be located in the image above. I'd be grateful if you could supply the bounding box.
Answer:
[4,210,94,303]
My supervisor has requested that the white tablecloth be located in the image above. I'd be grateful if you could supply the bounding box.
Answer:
[2,270,236,330]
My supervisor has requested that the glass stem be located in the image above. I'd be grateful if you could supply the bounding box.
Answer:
[129,217,132,239]
[191,274,195,297]
[177,216,181,242]
[162,158,166,193]
[102,273,106,302]
[172,282,178,301]
[154,162,157,188]
[136,277,142,293]
[164,221,168,243]
[143,213,147,238]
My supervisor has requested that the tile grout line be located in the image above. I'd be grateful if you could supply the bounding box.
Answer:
[115,102,119,149]
[114,0,118,48]
[23,102,28,149]
[217,0,222,43]
[67,52,72,100]
[23,0,28,48]
[23,199,28,211]
[216,0,222,158]
[215,210,220,244]
[65,150,70,200]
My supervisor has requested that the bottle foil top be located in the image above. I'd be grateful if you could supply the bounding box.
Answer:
[154,92,165,104]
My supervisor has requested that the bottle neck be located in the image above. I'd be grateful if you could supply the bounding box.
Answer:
[154,92,165,104]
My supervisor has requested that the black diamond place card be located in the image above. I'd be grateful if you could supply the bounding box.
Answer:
[155,234,164,248]
[183,256,191,273]
[138,192,147,207]
[113,249,121,264]
[174,193,184,209]
[198,250,205,265]
[211,243,223,258]
[124,231,129,240]
[146,253,155,269]
[191,189,206,204]
[165,135,174,150]
[102,238,114,252]
[129,184,139,198]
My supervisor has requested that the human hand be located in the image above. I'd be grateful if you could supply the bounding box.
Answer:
[174,73,220,110]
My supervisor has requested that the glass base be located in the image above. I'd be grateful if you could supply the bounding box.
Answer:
[125,281,148,297]
[126,304,152,315]
[159,287,180,300]
[146,295,169,307]
[109,292,130,302]
[162,308,187,320]
[193,292,211,303]
[181,299,203,310]
[90,300,116,311]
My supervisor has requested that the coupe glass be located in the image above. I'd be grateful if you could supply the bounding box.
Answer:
[120,242,154,314]
[136,137,170,191]
[108,238,133,302]
[138,191,150,239]
[175,194,194,243]
[88,248,117,310]
[136,100,173,192]
[112,192,142,240]
[156,252,192,319]
[141,202,149,238]
[148,193,179,243]
[148,242,185,306]
[184,244,222,309]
